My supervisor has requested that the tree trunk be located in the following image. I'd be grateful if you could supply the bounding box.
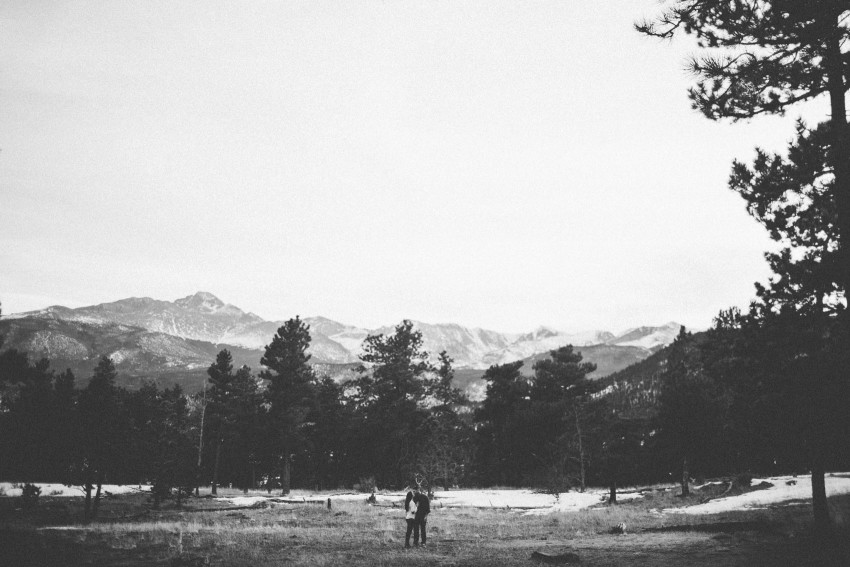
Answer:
[92,473,104,520]
[196,383,206,497]
[280,445,291,495]
[812,461,831,531]
[574,403,586,493]
[212,434,223,496]
[681,457,690,497]
[824,14,850,295]
[83,480,93,523]
[822,13,847,533]
[608,481,617,504]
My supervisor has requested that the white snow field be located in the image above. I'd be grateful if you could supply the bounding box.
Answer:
[5,474,850,516]
[219,487,641,513]
[0,483,150,497]
[664,474,850,515]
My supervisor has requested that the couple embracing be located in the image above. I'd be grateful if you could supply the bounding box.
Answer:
[404,487,430,548]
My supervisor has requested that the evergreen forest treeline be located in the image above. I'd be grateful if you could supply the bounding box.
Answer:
[2,307,848,522]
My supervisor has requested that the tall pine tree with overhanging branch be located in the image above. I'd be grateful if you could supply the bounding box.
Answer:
[638,0,850,531]
[637,1,850,285]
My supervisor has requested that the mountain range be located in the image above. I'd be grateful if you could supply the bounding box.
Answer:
[0,292,683,395]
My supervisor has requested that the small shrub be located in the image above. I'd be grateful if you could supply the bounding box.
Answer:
[21,483,41,508]
[534,469,571,500]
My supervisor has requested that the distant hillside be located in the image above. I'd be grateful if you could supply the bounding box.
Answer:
[3,291,685,396]
[445,343,660,401]
[0,317,262,390]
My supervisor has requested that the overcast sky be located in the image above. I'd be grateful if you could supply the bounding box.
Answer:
[0,1,827,333]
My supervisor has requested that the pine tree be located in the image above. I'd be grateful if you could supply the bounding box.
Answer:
[76,356,125,522]
[348,320,435,487]
[51,369,78,485]
[529,346,597,492]
[416,352,472,492]
[725,118,850,525]
[475,361,531,486]
[229,365,262,491]
[206,349,235,495]
[260,317,316,495]
[655,328,727,496]
[639,1,850,530]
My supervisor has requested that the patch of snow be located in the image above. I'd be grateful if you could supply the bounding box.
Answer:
[665,474,850,515]
[591,384,615,399]
[466,381,487,403]
[0,483,151,497]
[216,487,645,514]
[222,496,270,507]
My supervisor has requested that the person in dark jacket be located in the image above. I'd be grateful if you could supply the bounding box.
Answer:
[412,488,430,546]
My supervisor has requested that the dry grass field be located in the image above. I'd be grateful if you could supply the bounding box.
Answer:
[1,484,848,566]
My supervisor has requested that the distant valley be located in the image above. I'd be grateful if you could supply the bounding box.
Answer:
[0,292,683,396]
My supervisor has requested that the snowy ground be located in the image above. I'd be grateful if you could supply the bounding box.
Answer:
[664,474,850,515]
[219,487,660,515]
[221,474,850,516]
[0,483,150,498]
[5,474,850,516]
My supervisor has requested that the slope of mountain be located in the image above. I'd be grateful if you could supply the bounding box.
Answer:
[451,344,654,401]
[2,292,685,396]
[13,293,359,363]
[479,327,620,369]
[608,322,682,350]
[372,321,515,368]
[0,316,262,390]
[12,292,265,346]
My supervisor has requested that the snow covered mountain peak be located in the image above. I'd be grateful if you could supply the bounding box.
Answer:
[174,291,226,313]
[609,322,683,350]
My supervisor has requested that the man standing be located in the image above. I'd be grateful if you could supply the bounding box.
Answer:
[413,488,430,547]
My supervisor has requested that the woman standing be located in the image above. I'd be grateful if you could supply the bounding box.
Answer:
[404,490,418,548]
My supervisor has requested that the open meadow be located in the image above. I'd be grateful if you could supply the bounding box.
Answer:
[2,476,850,566]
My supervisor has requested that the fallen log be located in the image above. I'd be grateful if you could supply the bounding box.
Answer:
[269,498,326,505]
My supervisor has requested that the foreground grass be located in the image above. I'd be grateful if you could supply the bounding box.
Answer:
[1,486,848,566]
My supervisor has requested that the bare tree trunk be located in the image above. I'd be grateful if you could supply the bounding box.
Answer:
[812,460,830,531]
[83,480,93,523]
[608,481,617,504]
[212,435,223,496]
[574,403,586,493]
[92,472,104,520]
[824,13,850,294]
[280,444,291,495]
[820,15,848,533]
[196,382,207,497]
[681,457,690,497]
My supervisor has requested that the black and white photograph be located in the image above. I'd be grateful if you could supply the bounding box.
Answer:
[1,1,849,565]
